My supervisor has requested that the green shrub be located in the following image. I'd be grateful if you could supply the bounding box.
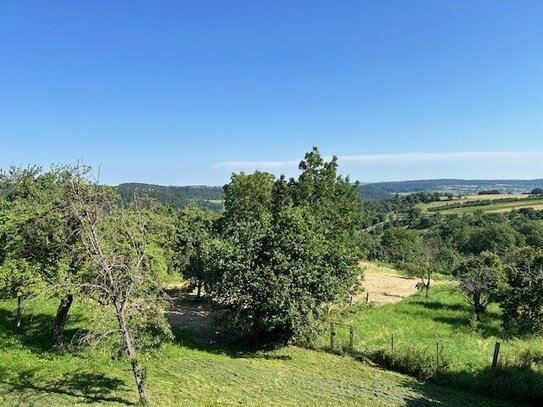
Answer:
[367,346,448,381]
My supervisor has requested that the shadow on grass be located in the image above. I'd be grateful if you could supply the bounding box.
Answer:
[0,308,89,354]
[435,364,543,406]
[400,376,528,407]
[171,326,293,361]
[166,289,292,360]
[3,370,134,405]
[395,302,505,339]
[360,346,542,406]
[412,299,472,313]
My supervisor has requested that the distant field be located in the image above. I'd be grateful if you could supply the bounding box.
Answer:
[418,194,528,210]
[417,194,543,214]
[440,199,543,214]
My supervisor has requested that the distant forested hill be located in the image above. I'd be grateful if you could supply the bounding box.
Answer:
[117,183,224,210]
[369,179,543,195]
[117,182,392,209]
[360,184,391,200]
[116,179,543,208]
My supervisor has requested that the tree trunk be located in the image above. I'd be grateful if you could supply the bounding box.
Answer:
[116,304,146,404]
[196,280,202,298]
[475,303,481,322]
[52,294,73,349]
[16,296,22,328]
[425,270,431,299]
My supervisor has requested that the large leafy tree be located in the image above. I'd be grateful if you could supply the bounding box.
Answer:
[0,166,89,347]
[462,223,523,255]
[206,148,362,343]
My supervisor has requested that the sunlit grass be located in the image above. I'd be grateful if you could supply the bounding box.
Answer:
[0,295,518,406]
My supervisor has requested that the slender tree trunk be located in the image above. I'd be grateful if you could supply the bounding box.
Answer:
[115,304,146,404]
[16,296,22,328]
[196,280,202,298]
[425,270,431,299]
[52,294,73,349]
[475,303,481,322]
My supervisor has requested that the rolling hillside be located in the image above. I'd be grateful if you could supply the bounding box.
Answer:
[116,180,543,209]
[370,179,543,194]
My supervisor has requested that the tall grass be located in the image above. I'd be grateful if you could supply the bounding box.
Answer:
[316,285,543,404]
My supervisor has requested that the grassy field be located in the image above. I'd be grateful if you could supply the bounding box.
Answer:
[0,296,518,406]
[440,199,543,214]
[417,194,543,214]
[417,194,527,210]
[315,284,543,404]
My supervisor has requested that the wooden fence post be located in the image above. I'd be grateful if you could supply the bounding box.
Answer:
[366,292,369,304]
[391,334,394,353]
[349,325,354,350]
[330,322,335,350]
[492,342,501,372]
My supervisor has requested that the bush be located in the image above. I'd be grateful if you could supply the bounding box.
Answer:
[367,346,448,381]
[500,253,543,335]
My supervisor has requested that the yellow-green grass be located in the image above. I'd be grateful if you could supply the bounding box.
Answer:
[359,260,403,276]
[439,199,543,215]
[315,285,543,404]
[359,261,451,281]
[417,194,529,212]
[0,296,518,406]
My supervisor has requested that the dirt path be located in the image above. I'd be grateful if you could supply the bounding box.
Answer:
[165,290,220,344]
[165,289,242,347]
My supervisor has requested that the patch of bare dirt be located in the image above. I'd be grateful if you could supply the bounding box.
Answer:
[165,290,227,345]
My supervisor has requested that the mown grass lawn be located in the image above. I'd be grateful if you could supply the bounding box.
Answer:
[0,296,519,406]
[316,284,543,404]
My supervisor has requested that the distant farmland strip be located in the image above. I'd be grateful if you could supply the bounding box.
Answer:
[439,198,543,214]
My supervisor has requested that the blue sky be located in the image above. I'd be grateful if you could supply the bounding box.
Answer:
[1,1,542,185]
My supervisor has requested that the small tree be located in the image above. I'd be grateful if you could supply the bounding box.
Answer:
[0,166,89,348]
[420,235,460,298]
[71,183,171,404]
[499,250,543,335]
[455,252,506,322]
[0,259,42,327]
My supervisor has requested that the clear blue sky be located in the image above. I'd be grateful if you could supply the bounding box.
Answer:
[1,1,542,185]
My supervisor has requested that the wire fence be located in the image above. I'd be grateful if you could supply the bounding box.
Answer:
[323,321,503,375]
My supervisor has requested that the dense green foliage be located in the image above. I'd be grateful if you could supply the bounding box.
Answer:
[117,183,224,210]
[204,149,363,342]
[170,205,218,297]
[0,166,174,402]
[500,251,543,335]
